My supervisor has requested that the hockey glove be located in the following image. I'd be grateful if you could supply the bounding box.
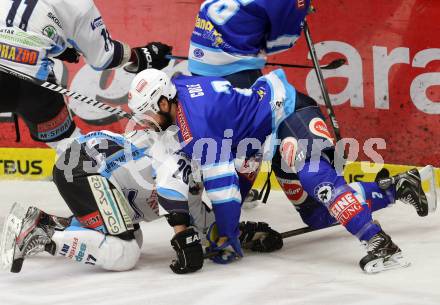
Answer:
[170,228,204,274]
[53,48,80,63]
[124,42,172,73]
[205,223,243,264]
[239,221,283,252]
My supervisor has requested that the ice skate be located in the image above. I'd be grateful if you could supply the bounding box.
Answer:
[378,165,437,217]
[0,203,59,273]
[359,230,410,274]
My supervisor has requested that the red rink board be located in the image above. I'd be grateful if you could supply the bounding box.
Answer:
[0,0,439,166]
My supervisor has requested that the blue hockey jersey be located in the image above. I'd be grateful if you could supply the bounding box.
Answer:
[188,0,311,76]
[173,69,297,238]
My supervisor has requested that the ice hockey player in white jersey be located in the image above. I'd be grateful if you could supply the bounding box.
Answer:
[0,0,172,149]
[0,129,283,274]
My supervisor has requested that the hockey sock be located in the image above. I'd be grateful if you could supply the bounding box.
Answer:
[298,157,381,241]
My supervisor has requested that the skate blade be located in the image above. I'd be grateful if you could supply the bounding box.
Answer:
[0,203,27,272]
[418,165,438,213]
[363,252,411,274]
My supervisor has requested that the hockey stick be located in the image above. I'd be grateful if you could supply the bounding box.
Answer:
[303,20,342,141]
[203,223,340,259]
[0,62,134,120]
[167,55,346,70]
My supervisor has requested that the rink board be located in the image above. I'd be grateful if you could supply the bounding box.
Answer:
[1,148,438,188]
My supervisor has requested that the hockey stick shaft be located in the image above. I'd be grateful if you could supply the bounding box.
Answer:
[167,55,345,70]
[0,62,133,120]
[303,21,342,141]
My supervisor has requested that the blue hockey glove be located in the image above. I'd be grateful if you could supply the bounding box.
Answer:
[205,223,243,264]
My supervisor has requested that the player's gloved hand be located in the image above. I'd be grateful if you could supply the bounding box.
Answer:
[170,228,204,274]
[239,221,283,252]
[53,48,80,63]
[124,42,172,73]
[205,223,243,264]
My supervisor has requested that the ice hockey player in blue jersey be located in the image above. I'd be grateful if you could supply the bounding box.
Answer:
[188,0,312,87]
[126,68,436,273]
[188,0,313,206]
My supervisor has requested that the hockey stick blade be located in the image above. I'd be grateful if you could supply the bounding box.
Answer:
[0,62,133,121]
[166,55,345,70]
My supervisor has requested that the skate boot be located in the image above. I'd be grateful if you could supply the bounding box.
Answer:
[359,230,410,273]
[378,166,437,217]
[0,203,68,273]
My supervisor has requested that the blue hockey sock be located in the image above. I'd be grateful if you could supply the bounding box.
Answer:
[298,158,381,241]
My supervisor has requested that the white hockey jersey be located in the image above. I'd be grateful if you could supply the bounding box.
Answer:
[75,129,211,227]
[0,0,118,79]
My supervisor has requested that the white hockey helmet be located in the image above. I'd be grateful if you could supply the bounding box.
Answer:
[128,69,177,115]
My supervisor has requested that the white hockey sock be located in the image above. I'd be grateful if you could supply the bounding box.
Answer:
[52,227,141,271]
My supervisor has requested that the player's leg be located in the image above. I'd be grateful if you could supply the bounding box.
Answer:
[51,148,140,270]
[1,145,141,273]
[16,72,80,154]
[276,91,407,273]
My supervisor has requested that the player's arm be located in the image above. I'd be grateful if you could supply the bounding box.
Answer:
[154,153,204,274]
[201,157,243,264]
[264,0,312,54]
[70,2,171,71]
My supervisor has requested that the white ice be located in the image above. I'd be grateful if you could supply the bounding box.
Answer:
[0,180,439,305]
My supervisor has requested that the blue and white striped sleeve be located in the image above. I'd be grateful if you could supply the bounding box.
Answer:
[202,160,241,239]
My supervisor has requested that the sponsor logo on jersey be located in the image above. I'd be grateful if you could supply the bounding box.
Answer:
[42,25,57,40]
[59,244,70,256]
[314,182,335,204]
[176,103,193,144]
[91,16,104,31]
[193,48,204,58]
[194,15,229,48]
[309,118,335,144]
[75,243,87,262]
[278,178,308,205]
[329,191,364,225]
[67,237,79,259]
[47,12,63,29]
[0,42,38,65]
[78,211,103,229]
[124,189,144,220]
[280,137,298,169]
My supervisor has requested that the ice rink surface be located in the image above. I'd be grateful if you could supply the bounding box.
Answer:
[0,180,439,305]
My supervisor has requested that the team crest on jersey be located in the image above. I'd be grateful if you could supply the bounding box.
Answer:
[0,42,38,66]
[309,118,335,144]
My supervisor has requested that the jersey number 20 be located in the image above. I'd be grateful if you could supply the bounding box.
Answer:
[6,0,39,31]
